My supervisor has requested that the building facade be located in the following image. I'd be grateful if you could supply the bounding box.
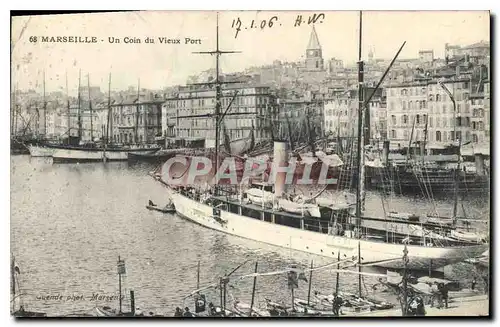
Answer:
[162,84,276,147]
[110,95,163,145]
[323,90,358,138]
[386,82,429,149]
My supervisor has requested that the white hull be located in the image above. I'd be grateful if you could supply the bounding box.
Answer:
[170,192,487,270]
[28,145,55,157]
[52,147,157,163]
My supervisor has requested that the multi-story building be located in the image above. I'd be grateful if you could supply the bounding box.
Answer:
[110,94,163,145]
[323,89,358,138]
[445,41,490,59]
[162,84,276,148]
[470,77,490,145]
[368,89,387,141]
[51,102,104,142]
[386,74,478,152]
[385,81,430,150]
[419,50,434,63]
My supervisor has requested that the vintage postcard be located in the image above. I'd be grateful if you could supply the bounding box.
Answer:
[10,10,490,318]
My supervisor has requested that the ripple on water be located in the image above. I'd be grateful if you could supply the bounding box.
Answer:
[11,156,490,316]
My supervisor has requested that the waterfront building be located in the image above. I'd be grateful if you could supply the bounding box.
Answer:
[162,83,276,148]
[385,81,429,150]
[368,89,387,141]
[323,89,358,138]
[385,61,489,152]
[110,93,163,145]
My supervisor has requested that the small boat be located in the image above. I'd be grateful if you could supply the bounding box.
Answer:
[94,306,156,317]
[127,148,178,164]
[146,205,175,213]
[232,301,270,317]
[450,230,486,243]
[277,198,321,218]
[245,188,274,206]
[13,307,47,318]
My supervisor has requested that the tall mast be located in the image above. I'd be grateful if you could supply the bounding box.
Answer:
[77,69,82,141]
[422,114,429,164]
[355,11,364,224]
[135,79,140,144]
[43,70,46,138]
[11,256,16,312]
[87,74,93,142]
[192,12,240,193]
[215,15,221,180]
[66,72,70,141]
[106,73,112,145]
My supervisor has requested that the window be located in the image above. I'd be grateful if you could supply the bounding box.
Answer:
[409,101,412,110]
[436,94,441,102]
[422,100,426,108]
[391,115,396,125]
[473,134,479,143]
[402,115,408,124]
[402,101,407,110]
[429,116,433,127]
[404,130,409,140]
[391,129,396,138]
[416,114,420,124]
[442,105,446,114]
[436,131,441,141]
[429,94,434,101]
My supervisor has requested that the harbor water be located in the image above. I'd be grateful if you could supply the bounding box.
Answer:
[10,155,490,316]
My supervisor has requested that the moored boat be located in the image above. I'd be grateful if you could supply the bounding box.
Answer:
[27,144,56,157]
[146,204,175,213]
[52,145,160,163]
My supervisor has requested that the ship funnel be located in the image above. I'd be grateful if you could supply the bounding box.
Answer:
[273,141,289,197]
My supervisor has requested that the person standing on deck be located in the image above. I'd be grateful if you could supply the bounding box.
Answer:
[439,283,449,309]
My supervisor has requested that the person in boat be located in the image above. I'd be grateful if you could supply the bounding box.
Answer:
[438,283,449,309]
[430,282,441,308]
[208,302,216,316]
[408,296,426,316]
[332,294,343,317]
[148,200,156,207]
[174,307,183,317]
[183,307,194,317]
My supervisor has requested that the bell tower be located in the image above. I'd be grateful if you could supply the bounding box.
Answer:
[305,25,324,71]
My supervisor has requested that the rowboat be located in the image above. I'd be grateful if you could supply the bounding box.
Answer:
[146,205,176,214]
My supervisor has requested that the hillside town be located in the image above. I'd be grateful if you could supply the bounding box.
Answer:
[11,27,490,156]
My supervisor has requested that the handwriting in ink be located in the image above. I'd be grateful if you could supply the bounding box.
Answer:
[231,13,325,39]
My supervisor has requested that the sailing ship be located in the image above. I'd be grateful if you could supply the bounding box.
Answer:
[51,73,160,163]
[11,256,46,317]
[155,13,487,271]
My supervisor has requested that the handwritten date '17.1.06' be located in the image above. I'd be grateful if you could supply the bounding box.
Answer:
[231,13,325,39]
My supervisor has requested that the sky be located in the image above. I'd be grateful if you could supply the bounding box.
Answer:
[11,11,489,95]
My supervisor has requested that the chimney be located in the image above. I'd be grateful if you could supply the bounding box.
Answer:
[273,141,289,197]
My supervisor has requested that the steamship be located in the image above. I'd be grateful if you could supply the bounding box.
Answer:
[154,18,487,271]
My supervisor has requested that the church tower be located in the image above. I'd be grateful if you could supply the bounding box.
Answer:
[305,25,324,71]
